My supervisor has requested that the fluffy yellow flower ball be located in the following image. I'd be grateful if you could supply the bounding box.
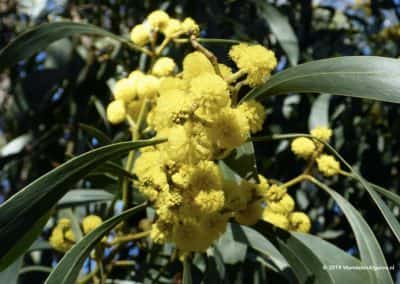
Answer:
[194,190,225,214]
[182,17,200,34]
[82,215,103,234]
[150,221,168,243]
[209,108,249,150]
[130,24,151,46]
[148,89,192,131]
[113,78,136,102]
[183,51,215,80]
[291,137,316,159]
[262,210,289,230]
[162,124,214,164]
[193,161,222,187]
[190,73,230,118]
[310,126,333,142]
[289,212,311,233]
[237,100,267,133]
[106,100,126,124]
[173,218,210,252]
[133,150,169,200]
[229,43,277,86]
[147,10,170,30]
[235,201,264,226]
[267,194,295,214]
[316,154,341,176]
[152,57,176,77]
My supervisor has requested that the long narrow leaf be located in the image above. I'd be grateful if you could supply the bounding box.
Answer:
[241,56,400,104]
[0,21,142,71]
[0,139,164,270]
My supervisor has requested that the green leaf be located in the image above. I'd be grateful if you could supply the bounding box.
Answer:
[367,182,400,207]
[0,211,51,271]
[183,257,193,284]
[229,223,290,272]
[57,189,114,208]
[306,176,393,284]
[294,233,370,283]
[204,246,226,282]
[320,140,400,245]
[0,258,22,284]
[215,225,247,265]
[223,142,259,182]
[0,139,164,270]
[254,1,299,66]
[45,203,146,284]
[96,161,136,179]
[241,56,400,104]
[308,94,331,131]
[254,221,333,284]
[0,21,139,71]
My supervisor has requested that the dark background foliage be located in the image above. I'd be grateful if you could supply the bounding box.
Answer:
[1,0,400,282]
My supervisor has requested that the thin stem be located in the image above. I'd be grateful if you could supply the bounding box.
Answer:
[173,38,241,44]
[226,69,247,84]
[281,174,307,188]
[155,37,171,55]
[122,100,149,209]
[110,230,150,245]
[113,260,137,267]
[190,35,222,76]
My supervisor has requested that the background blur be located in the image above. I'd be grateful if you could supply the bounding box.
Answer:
[1,0,400,282]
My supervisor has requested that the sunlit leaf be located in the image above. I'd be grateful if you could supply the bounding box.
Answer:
[242,57,400,104]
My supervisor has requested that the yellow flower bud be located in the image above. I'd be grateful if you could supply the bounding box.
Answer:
[262,209,289,230]
[82,215,103,234]
[113,78,136,102]
[181,17,200,35]
[289,212,311,233]
[147,10,170,29]
[265,184,287,202]
[310,126,332,142]
[291,137,316,159]
[106,100,126,124]
[267,194,295,214]
[316,154,341,176]
[130,24,151,46]
[152,57,176,77]
[162,19,182,38]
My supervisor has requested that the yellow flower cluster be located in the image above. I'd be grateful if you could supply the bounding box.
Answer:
[49,215,103,253]
[49,218,76,252]
[261,185,311,233]
[130,10,199,47]
[290,126,341,177]
[133,48,270,252]
[105,10,278,253]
